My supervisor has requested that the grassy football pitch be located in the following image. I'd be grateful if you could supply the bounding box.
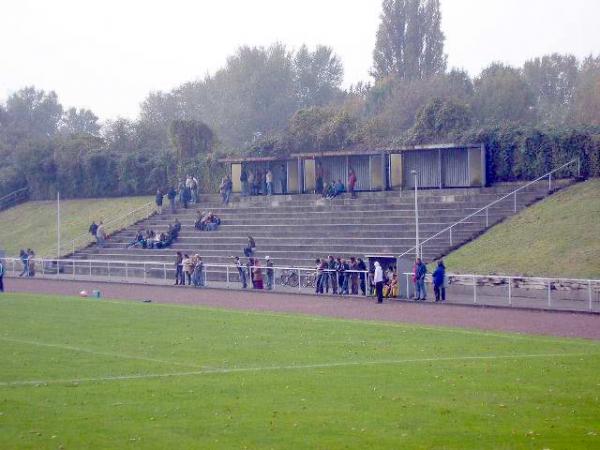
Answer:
[0,293,599,449]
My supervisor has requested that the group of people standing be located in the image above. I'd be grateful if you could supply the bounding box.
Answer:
[314,256,368,296]
[240,165,287,197]
[412,257,447,302]
[234,255,275,290]
[18,248,36,277]
[174,252,205,287]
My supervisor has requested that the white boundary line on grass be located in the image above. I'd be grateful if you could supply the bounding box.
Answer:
[0,337,203,369]
[0,352,594,388]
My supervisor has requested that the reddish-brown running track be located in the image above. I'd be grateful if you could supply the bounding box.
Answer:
[6,278,600,340]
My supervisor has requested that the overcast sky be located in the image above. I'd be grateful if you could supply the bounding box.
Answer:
[2,0,599,120]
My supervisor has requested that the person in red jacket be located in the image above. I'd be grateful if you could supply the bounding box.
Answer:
[348,169,357,199]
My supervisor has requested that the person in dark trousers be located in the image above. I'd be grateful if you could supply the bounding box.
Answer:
[243,236,256,257]
[0,259,5,292]
[432,260,446,302]
[18,249,29,277]
[234,256,247,288]
[175,252,184,285]
[240,167,248,196]
[374,261,384,303]
[279,164,287,194]
[348,169,357,199]
[357,257,367,295]
[155,189,164,214]
[327,255,338,294]
[315,258,325,294]
[265,256,274,290]
[413,257,427,301]
[89,221,98,238]
[167,187,177,213]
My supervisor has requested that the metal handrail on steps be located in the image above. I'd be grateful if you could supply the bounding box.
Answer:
[47,201,154,258]
[398,159,580,260]
[0,187,29,212]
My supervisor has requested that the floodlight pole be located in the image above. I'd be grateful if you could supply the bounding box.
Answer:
[411,170,420,259]
[57,192,61,259]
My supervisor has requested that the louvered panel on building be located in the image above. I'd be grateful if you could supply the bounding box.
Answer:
[317,156,347,186]
[348,155,370,190]
[443,148,470,187]
[403,150,440,188]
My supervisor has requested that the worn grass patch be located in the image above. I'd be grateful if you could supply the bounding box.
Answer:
[444,179,600,278]
[0,196,152,257]
[0,292,598,449]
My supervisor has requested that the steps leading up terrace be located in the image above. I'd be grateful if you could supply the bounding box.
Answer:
[65,182,571,279]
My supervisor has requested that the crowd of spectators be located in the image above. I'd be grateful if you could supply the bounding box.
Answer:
[127,219,181,249]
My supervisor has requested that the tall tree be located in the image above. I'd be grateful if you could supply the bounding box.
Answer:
[294,45,344,108]
[523,54,579,124]
[571,55,600,126]
[372,0,446,80]
[60,107,101,136]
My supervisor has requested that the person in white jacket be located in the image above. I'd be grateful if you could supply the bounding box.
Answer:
[374,261,384,303]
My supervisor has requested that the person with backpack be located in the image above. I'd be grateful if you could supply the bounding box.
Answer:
[0,259,5,292]
[432,260,447,302]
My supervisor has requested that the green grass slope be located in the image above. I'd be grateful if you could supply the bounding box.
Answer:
[444,179,600,279]
[0,293,599,449]
[0,196,152,257]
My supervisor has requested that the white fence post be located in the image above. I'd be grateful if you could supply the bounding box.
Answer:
[473,275,477,304]
[508,277,512,306]
[163,263,167,283]
[513,192,517,213]
[547,280,552,308]
[449,227,453,246]
[485,208,489,227]
[107,261,111,280]
[143,263,147,284]
[298,269,302,292]
[589,281,593,312]
[72,260,76,279]
[226,266,230,288]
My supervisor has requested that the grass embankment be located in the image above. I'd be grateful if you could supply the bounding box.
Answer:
[0,196,153,257]
[444,179,600,279]
[0,293,599,449]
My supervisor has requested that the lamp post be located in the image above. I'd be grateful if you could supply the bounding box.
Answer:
[411,170,420,259]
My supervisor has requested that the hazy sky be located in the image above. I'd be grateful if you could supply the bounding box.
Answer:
[2,0,599,120]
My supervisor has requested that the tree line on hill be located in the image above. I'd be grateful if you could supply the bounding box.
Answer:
[1,0,599,200]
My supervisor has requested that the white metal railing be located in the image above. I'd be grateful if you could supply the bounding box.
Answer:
[2,257,370,296]
[399,159,580,259]
[402,272,599,312]
[45,201,155,258]
[0,187,29,212]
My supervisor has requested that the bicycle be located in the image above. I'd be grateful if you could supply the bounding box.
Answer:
[279,269,299,287]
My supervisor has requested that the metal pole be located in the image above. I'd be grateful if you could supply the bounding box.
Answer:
[449,227,453,246]
[473,275,477,304]
[57,192,61,258]
[513,192,517,213]
[163,263,167,283]
[72,260,76,279]
[226,266,230,288]
[547,281,552,308]
[298,269,302,292]
[548,173,552,192]
[125,262,128,282]
[406,273,410,299]
[485,208,489,227]
[89,260,92,278]
[508,277,512,306]
[589,281,593,312]
[412,171,420,259]
[108,261,111,280]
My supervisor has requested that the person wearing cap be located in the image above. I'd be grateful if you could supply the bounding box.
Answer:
[374,261,384,303]
[234,256,247,288]
[265,256,274,290]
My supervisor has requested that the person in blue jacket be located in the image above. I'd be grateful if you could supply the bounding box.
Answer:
[432,260,446,302]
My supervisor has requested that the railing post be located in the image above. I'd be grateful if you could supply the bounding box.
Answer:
[449,227,453,246]
[473,275,477,304]
[107,261,111,280]
[298,269,302,292]
[163,263,167,283]
[226,266,230,288]
[204,265,208,287]
[143,263,147,284]
[89,260,92,278]
[548,173,552,192]
[72,260,76,279]
[589,281,593,312]
[547,280,552,308]
[485,208,489,227]
[125,262,128,282]
[513,192,517,213]
[507,277,512,306]
[72,241,75,256]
